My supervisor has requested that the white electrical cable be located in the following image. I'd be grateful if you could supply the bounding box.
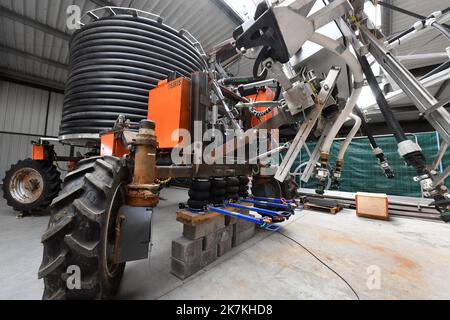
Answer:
[308,32,364,156]
[337,113,362,161]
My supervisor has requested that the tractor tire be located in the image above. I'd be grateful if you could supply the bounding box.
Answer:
[38,156,131,300]
[2,159,61,215]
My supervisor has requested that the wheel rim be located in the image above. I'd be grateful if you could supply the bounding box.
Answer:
[8,168,44,204]
[104,183,126,278]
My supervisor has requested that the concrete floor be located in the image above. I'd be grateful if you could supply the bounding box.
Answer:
[1,187,450,300]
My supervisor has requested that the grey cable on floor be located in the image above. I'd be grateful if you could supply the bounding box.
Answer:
[277,231,361,300]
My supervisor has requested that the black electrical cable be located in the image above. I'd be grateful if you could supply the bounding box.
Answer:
[273,82,282,101]
[420,60,450,81]
[277,231,360,300]
[385,3,450,44]
[379,1,450,29]
[357,55,408,143]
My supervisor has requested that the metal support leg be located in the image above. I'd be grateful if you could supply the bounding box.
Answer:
[226,202,292,220]
[208,206,281,231]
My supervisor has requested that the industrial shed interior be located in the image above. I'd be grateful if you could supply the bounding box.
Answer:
[0,0,449,301]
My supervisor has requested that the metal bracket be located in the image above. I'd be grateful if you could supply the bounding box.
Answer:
[115,206,153,264]
[275,66,341,182]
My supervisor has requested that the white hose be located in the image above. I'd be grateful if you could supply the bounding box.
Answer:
[337,113,362,161]
[308,33,364,155]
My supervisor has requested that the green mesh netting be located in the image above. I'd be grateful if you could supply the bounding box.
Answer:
[289,132,450,197]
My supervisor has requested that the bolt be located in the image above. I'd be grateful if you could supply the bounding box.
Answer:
[265,61,273,69]
[324,85,330,91]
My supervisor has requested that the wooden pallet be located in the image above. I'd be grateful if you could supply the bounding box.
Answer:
[304,203,342,215]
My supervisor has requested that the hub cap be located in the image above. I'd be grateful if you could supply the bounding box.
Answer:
[9,168,44,204]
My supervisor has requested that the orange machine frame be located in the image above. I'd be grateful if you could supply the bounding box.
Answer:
[148,77,191,149]
[100,132,129,157]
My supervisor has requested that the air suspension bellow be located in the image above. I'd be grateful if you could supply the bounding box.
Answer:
[59,7,207,145]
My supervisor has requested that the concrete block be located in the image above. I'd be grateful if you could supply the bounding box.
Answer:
[183,216,225,240]
[217,226,233,257]
[225,215,238,226]
[201,247,218,267]
[232,224,256,247]
[235,218,256,233]
[170,257,202,280]
[203,228,223,251]
[171,237,203,263]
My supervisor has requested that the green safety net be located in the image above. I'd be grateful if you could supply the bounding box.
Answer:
[289,132,450,197]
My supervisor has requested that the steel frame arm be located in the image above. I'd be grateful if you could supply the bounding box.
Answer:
[359,25,450,146]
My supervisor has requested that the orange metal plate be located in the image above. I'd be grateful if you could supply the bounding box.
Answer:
[100,132,128,157]
[148,78,191,149]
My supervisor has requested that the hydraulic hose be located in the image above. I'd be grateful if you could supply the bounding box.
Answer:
[357,54,408,143]
[354,107,378,148]
[337,113,362,161]
[308,33,364,156]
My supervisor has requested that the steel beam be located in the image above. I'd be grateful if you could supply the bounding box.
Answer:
[210,0,244,26]
[0,67,65,92]
[0,45,68,70]
[360,25,450,146]
[0,6,70,41]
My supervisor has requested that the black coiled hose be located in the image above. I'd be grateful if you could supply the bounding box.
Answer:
[60,14,207,138]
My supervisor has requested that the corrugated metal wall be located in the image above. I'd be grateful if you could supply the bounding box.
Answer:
[0,79,67,181]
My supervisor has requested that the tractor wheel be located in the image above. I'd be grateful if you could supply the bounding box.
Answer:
[252,176,298,200]
[2,159,61,214]
[38,156,131,300]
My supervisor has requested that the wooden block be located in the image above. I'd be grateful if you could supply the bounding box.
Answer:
[177,207,248,226]
[356,192,389,221]
[176,210,221,226]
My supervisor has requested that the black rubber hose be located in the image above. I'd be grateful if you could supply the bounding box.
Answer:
[273,83,282,101]
[357,55,408,143]
[59,14,206,137]
[253,47,270,80]
[354,107,378,149]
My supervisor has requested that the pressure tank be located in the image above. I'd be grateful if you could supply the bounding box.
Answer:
[59,7,207,145]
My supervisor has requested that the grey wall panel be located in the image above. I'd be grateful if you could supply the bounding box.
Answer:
[0,133,38,181]
[0,80,49,135]
[46,91,63,137]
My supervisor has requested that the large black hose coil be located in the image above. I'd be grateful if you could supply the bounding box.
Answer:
[59,9,207,142]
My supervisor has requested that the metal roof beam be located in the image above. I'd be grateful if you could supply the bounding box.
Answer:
[0,45,68,70]
[0,68,65,92]
[0,6,70,41]
[89,0,118,7]
[210,0,244,26]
